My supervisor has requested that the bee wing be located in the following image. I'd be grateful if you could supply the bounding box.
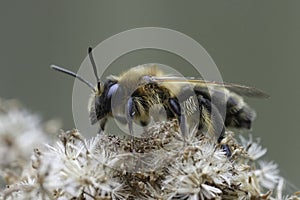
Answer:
[148,76,269,98]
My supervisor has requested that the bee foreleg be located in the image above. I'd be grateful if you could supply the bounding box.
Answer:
[126,97,135,148]
[99,117,108,132]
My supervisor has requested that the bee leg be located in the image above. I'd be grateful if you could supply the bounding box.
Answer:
[168,98,187,143]
[126,97,135,150]
[218,134,232,157]
[198,95,231,157]
[99,117,108,133]
[211,106,232,157]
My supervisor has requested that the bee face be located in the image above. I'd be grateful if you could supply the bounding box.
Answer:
[89,80,119,125]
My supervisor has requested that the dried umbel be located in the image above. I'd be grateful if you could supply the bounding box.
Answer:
[0,108,299,200]
[0,99,61,187]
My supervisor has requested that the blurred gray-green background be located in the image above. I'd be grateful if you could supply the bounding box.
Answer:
[0,1,299,189]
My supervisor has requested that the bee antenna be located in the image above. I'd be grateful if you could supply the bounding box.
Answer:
[50,64,96,92]
[88,47,101,91]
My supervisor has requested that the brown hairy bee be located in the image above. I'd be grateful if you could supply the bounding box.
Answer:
[51,47,268,155]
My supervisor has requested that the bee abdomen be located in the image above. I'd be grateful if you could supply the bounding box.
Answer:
[194,86,256,130]
[224,96,256,129]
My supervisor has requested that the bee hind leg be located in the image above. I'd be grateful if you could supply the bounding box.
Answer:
[168,98,187,143]
[218,133,232,157]
[198,95,232,157]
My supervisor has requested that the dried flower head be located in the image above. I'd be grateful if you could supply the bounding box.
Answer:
[0,99,299,200]
[0,99,59,187]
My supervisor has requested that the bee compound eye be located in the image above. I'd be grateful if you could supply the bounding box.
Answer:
[107,83,119,99]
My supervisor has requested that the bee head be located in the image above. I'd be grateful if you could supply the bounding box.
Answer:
[51,47,113,126]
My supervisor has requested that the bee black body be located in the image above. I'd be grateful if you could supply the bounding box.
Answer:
[51,48,266,157]
[89,65,256,148]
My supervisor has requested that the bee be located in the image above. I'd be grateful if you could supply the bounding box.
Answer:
[51,47,268,154]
